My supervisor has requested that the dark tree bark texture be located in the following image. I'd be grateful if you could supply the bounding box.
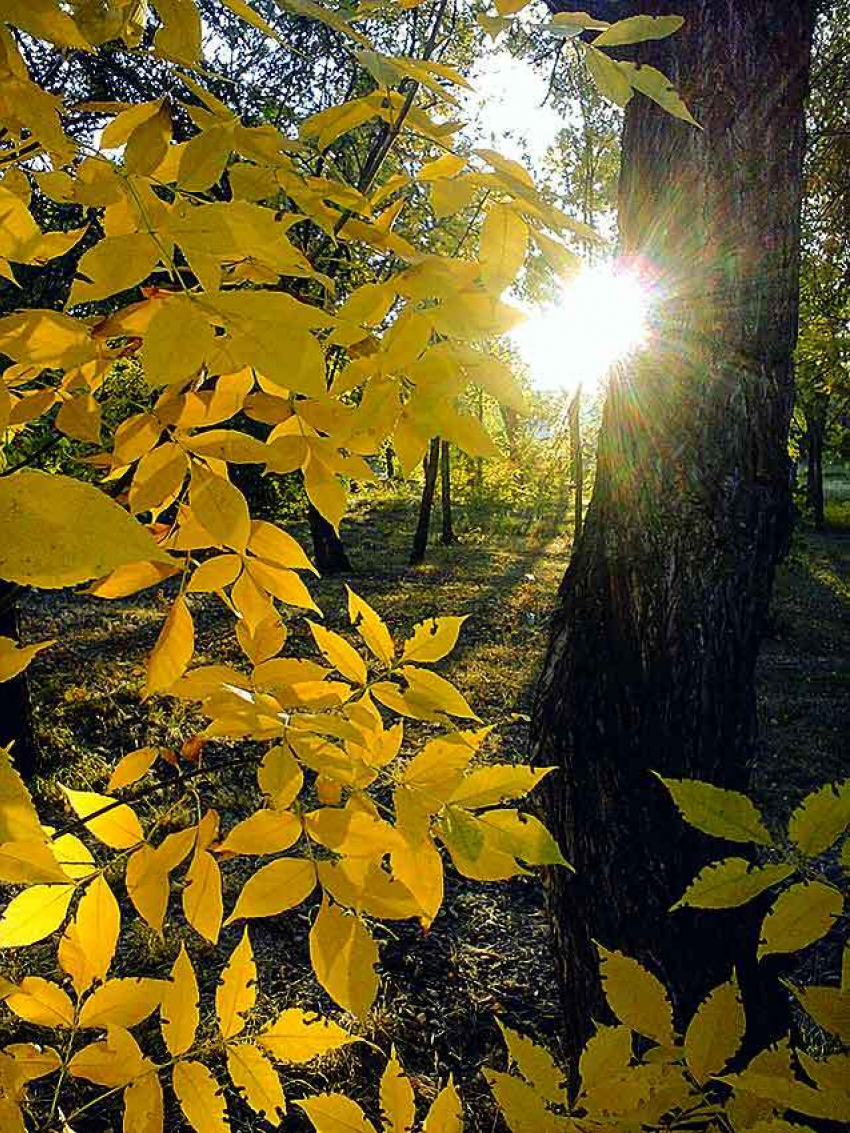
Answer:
[0,582,39,780]
[569,384,583,541]
[308,503,352,574]
[410,436,441,564]
[440,440,455,545]
[531,0,816,1064]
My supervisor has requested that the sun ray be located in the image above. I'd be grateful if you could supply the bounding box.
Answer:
[512,262,650,393]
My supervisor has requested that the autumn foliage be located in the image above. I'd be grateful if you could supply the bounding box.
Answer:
[0,2,848,1132]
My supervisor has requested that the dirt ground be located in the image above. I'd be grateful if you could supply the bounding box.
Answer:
[10,499,850,1131]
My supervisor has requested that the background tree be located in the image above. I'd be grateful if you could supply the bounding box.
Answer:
[531,0,817,1061]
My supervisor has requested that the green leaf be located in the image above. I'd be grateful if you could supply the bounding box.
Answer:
[656,775,772,845]
[788,779,850,857]
[673,858,794,910]
[593,15,684,48]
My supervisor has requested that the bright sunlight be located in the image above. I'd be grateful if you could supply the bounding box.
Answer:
[512,262,651,393]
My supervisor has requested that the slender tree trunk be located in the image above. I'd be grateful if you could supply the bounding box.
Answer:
[385,445,395,481]
[569,384,583,542]
[0,582,39,780]
[805,413,826,529]
[440,441,455,545]
[410,437,440,564]
[307,503,352,574]
[532,0,815,1065]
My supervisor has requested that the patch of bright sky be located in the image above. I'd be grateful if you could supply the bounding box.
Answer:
[462,44,642,394]
[463,46,563,169]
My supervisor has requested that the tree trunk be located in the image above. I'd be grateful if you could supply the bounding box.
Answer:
[440,440,455,545]
[385,445,395,481]
[410,437,441,564]
[307,503,352,574]
[569,384,583,542]
[531,0,815,1065]
[0,582,39,780]
[805,412,826,529]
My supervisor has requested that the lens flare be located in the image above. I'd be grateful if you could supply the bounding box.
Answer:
[512,262,650,392]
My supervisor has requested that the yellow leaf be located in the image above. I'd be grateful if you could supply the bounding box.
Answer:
[496,1020,566,1104]
[305,803,403,858]
[142,296,215,386]
[597,945,675,1044]
[172,1060,230,1133]
[684,974,744,1082]
[248,520,317,574]
[449,765,553,809]
[217,809,301,856]
[303,461,346,532]
[217,928,256,1039]
[126,835,193,936]
[191,467,251,552]
[68,233,161,306]
[0,1101,23,1133]
[0,884,75,947]
[423,1081,461,1133]
[788,779,850,857]
[258,745,304,809]
[479,204,528,294]
[58,874,120,994]
[257,1008,357,1062]
[583,45,634,107]
[225,857,316,924]
[56,392,102,444]
[346,587,394,665]
[673,858,793,910]
[78,977,164,1029]
[59,784,144,848]
[88,560,178,600]
[656,775,772,845]
[0,470,171,588]
[396,666,478,720]
[151,0,202,63]
[52,832,96,882]
[380,1050,414,1133]
[578,1023,632,1098]
[0,839,68,885]
[108,747,159,792]
[161,944,199,1056]
[309,897,378,1018]
[308,622,367,684]
[129,442,188,515]
[0,746,50,844]
[758,880,843,959]
[178,123,233,191]
[5,977,74,1027]
[68,1026,145,1086]
[124,1068,164,1133]
[226,1043,285,1121]
[299,1094,378,1133]
[400,616,467,664]
[0,634,54,683]
[4,1042,61,1084]
[146,597,195,696]
[485,1069,562,1133]
[788,984,850,1044]
[618,62,700,128]
[187,554,242,594]
[246,559,320,612]
[592,15,684,47]
[0,310,92,370]
[183,848,223,944]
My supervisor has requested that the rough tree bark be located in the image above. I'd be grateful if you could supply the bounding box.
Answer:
[410,436,441,564]
[440,440,455,545]
[307,503,352,574]
[568,384,583,541]
[0,582,39,780]
[531,0,816,1063]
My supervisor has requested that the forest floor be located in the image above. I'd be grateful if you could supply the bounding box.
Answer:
[10,497,850,1132]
